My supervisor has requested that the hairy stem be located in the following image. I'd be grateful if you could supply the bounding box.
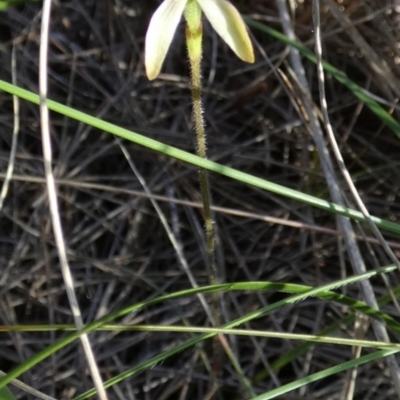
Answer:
[184,1,218,304]
[184,5,222,386]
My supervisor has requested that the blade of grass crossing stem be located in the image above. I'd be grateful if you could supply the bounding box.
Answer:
[0,80,400,235]
[69,265,398,399]
[0,266,397,391]
[73,266,398,400]
[2,281,400,336]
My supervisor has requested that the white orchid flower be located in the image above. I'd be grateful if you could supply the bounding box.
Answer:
[145,0,255,80]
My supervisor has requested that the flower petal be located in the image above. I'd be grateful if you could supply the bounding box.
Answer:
[145,0,188,80]
[197,0,254,63]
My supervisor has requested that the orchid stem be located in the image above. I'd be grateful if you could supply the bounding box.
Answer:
[184,1,219,330]
[184,2,223,393]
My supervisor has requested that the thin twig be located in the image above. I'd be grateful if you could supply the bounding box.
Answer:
[117,139,215,324]
[312,0,400,271]
[0,45,19,212]
[276,0,400,395]
[38,1,107,399]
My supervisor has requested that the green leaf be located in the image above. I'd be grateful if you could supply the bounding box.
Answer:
[0,386,17,400]
[0,0,40,11]
[245,18,400,139]
[1,80,400,234]
[251,349,398,399]
[0,265,395,392]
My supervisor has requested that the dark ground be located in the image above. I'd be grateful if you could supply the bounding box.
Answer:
[1,1,400,399]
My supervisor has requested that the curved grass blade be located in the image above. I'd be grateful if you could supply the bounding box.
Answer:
[2,278,400,337]
[70,265,397,400]
[0,264,395,394]
[0,266,396,391]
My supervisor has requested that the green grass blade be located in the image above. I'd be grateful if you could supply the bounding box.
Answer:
[0,387,17,400]
[3,324,400,350]
[1,80,400,234]
[71,266,397,400]
[254,284,400,383]
[0,0,40,10]
[251,349,398,400]
[245,19,400,139]
[3,277,400,338]
[0,265,395,391]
